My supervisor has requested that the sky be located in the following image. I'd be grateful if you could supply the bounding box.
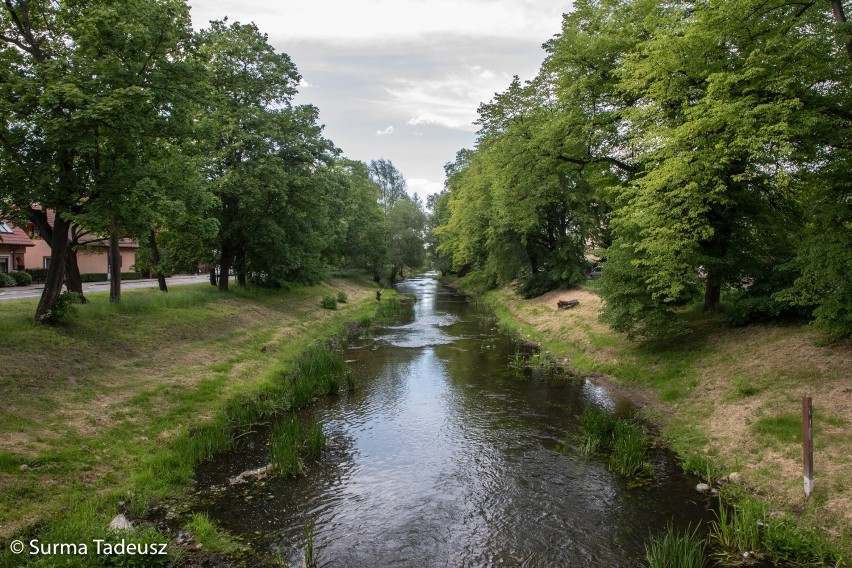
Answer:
[185,0,570,202]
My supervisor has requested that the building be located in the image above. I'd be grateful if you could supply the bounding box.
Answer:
[0,221,35,273]
[2,211,139,276]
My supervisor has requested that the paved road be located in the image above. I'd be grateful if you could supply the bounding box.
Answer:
[0,274,212,301]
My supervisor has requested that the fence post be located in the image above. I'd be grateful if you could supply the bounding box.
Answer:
[802,393,814,498]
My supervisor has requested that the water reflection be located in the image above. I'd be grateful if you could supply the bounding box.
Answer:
[194,274,711,566]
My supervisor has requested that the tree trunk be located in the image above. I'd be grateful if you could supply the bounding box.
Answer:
[209,267,218,286]
[35,215,72,323]
[109,227,122,304]
[235,246,246,286]
[64,248,87,303]
[218,245,231,292]
[148,230,168,292]
[703,273,722,313]
[830,0,852,61]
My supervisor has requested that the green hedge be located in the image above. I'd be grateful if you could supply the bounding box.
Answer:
[79,272,144,283]
[25,267,48,283]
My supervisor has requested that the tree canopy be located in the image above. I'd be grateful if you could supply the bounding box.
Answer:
[432,0,852,338]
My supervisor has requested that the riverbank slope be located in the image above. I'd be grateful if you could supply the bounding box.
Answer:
[0,276,381,550]
[468,280,851,549]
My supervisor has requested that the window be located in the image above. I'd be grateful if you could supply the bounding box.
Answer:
[43,257,51,269]
[0,256,9,274]
[0,222,13,234]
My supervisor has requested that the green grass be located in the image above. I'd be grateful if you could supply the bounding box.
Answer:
[645,524,707,568]
[184,512,241,555]
[710,496,848,566]
[578,408,654,478]
[0,278,379,565]
[751,413,801,445]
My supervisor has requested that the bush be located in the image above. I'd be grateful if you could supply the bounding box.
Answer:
[336,291,348,303]
[24,267,48,283]
[9,270,33,286]
[121,272,142,280]
[81,273,109,283]
[39,291,82,325]
[0,273,16,287]
[320,296,337,309]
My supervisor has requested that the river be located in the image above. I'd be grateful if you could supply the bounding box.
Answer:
[194,274,712,566]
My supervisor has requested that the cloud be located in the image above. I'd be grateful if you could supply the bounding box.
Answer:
[297,79,313,88]
[375,125,395,136]
[189,0,567,44]
[384,65,513,131]
[407,177,444,202]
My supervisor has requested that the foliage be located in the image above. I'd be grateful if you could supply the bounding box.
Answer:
[320,296,337,310]
[23,268,48,283]
[268,415,326,477]
[336,291,348,303]
[369,158,408,214]
[432,0,852,338]
[645,524,707,568]
[38,291,82,325]
[579,407,653,477]
[9,270,32,286]
[0,272,16,287]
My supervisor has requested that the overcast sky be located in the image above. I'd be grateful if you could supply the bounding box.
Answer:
[186,0,569,202]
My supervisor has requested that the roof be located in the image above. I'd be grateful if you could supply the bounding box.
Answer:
[0,222,35,247]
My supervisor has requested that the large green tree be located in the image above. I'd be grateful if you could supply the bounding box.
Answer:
[0,0,205,318]
[196,20,337,290]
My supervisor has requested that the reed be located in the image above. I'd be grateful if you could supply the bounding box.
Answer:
[269,415,327,477]
[373,295,415,325]
[645,523,706,568]
[579,407,653,477]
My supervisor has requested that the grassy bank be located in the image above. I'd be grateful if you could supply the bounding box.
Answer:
[462,279,851,562]
[0,275,387,565]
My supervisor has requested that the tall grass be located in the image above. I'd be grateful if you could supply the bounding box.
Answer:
[645,524,706,568]
[711,496,848,566]
[269,416,327,477]
[372,295,415,325]
[291,344,350,406]
[579,407,653,477]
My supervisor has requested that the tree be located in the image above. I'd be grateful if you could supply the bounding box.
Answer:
[368,158,408,214]
[1,0,204,317]
[196,20,338,291]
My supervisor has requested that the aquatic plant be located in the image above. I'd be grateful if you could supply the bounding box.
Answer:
[291,344,350,406]
[579,407,653,477]
[303,517,317,567]
[373,295,415,325]
[609,421,652,477]
[645,523,706,568]
[269,416,327,477]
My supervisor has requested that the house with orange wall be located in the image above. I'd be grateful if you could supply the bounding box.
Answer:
[3,211,139,276]
[0,221,35,273]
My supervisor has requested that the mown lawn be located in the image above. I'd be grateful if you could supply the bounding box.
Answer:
[0,276,382,559]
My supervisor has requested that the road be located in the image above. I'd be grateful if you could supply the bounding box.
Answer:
[0,274,212,301]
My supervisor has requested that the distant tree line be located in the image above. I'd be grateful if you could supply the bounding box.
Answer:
[431,0,852,339]
[0,1,426,322]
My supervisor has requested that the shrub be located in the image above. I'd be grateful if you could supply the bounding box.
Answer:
[120,272,142,280]
[39,291,82,324]
[24,267,48,283]
[336,291,348,303]
[0,273,16,287]
[320,296,337,309]
[81,273,109,283]
[9,270,32,286]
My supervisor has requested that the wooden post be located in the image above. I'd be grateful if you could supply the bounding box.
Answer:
[802,394,814,498]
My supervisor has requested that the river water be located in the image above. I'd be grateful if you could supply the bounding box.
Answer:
[195,275,713,566]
